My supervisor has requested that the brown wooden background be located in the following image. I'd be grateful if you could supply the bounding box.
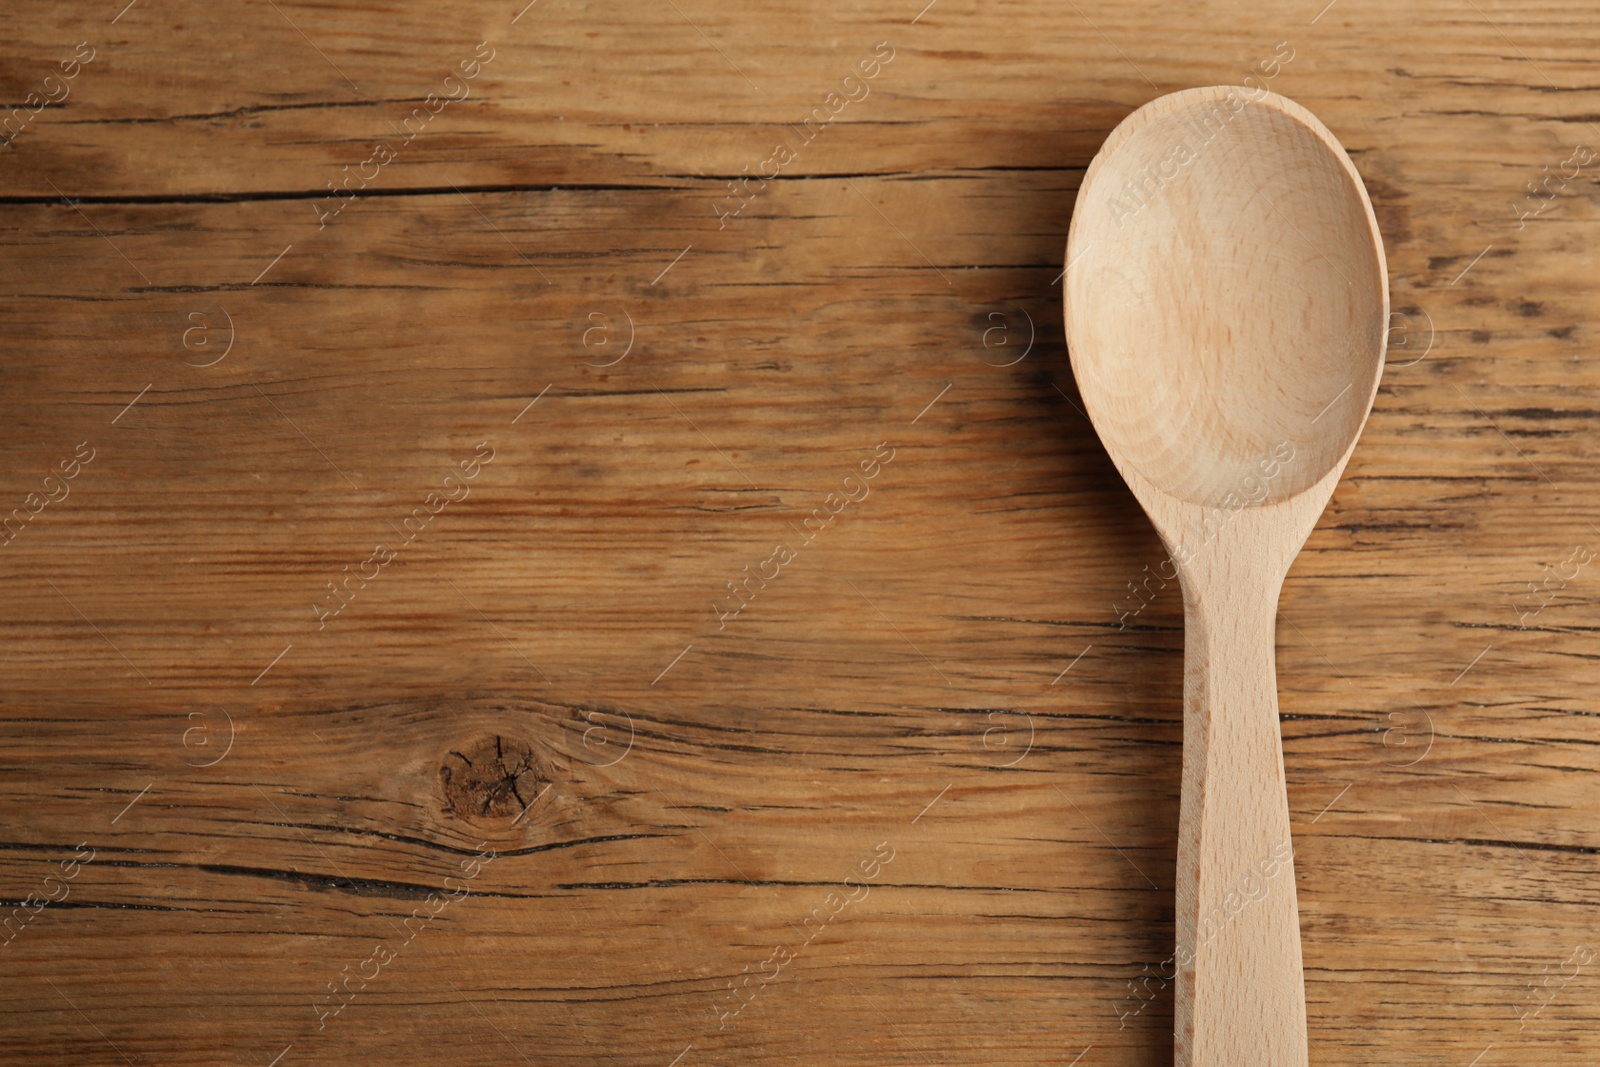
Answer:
[2,0,1598,1063]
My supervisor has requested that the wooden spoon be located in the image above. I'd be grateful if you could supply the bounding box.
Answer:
[1062,86,1387,1064]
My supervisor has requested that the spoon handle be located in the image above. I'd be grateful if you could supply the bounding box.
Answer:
[1175,570,1307,1066]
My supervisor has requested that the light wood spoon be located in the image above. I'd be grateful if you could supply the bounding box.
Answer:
[1062,86,1387,1064]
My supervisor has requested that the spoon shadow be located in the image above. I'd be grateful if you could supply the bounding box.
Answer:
[986,101,1183,1064]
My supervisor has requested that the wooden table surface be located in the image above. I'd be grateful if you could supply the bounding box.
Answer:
[3,1,1597,1064]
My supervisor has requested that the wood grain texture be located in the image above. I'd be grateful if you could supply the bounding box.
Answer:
[2,1,1598,1065]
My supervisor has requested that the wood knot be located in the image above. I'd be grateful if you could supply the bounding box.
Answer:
[439,735,541,820]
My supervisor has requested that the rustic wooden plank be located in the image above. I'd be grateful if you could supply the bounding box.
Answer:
[4,0,1600,1064]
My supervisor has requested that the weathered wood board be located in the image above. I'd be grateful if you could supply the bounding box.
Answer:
[2,1,1598,1063]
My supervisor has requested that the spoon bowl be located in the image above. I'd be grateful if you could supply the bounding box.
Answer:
[1067,86,1386,513]
[1063,86,1387,1067]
